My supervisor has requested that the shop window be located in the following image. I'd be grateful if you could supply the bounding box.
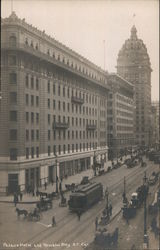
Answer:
[9,73,17,84]
[10,148,17,160]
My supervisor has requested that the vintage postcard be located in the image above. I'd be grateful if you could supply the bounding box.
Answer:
[0,0,159,249]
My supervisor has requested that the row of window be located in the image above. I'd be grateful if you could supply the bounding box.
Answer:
[117,118,133,124]
[116,102,133,111]
[116,110,133,118]
[26,94,39,106]
[24,38,106,83]
[117,126,133,131]
[25,74,103,106]
[51,130,97,140]
[25,129,97,141]
[9,141,98,160]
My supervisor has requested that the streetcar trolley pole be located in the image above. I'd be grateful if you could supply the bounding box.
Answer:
[143,171,149,249]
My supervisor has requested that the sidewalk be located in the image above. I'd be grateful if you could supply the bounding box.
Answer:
[0,156,127,204]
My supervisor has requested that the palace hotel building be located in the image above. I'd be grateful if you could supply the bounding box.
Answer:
[0,12,135,195]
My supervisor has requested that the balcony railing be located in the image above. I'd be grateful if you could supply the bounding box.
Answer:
[1,42,110,91]
[71,96,84,104]
[86,124,97,130]
[53,122,69,129]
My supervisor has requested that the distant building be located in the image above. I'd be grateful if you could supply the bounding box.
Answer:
[117,26,152,147]
[107,73,135,159]
[150,101,159,149]
[1,12,109,194]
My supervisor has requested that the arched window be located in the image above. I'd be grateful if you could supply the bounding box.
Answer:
[9,36,16,47]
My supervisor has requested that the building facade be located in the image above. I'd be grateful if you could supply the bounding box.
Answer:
[150,101,159,149]
[1,12,109,194]
[107,73,135,159]
[117,26,152,147]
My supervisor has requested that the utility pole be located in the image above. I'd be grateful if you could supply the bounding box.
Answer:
[55,154,59,193]
[122,176,127,204]
[143,171,149,249]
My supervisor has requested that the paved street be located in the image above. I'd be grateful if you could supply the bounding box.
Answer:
[0,158,159,250]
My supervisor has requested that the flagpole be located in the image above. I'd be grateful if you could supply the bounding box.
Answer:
[103,40,105,71]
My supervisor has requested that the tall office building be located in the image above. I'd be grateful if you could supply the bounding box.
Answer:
[1,12,109,194]
[107,73,134,159]
[117,26,152,146]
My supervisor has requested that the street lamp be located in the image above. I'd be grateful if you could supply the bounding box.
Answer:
[93,149,97,176]
[55,153,59,193]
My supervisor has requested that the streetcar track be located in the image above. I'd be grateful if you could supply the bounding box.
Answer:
[25,160,157,247]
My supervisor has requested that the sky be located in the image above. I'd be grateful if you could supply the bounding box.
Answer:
[1,0,159,101]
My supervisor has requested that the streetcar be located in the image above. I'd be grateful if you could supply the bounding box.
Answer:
[68,182,103,212]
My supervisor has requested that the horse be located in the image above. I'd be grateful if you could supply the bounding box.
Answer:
[16,208,28,219]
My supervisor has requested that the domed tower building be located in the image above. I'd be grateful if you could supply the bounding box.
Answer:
[117,26,152,147]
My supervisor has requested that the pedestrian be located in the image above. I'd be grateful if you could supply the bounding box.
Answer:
[95,217,98,231]
[77,210,81,221]
[36,189,39,197]
[19,192,23,201]
[44,182,47,190]
[52,215,56,227]
[59,182,62,194]
[13,193,17,207]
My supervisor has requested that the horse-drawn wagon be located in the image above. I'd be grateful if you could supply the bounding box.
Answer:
[15,207,42,222]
